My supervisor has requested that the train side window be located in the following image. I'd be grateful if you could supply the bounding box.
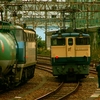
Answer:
[23,32,27,41]
[68,38,73,45]
[30,34,32,41]
[33,34,35,41]
[30,34,31,42]
[31,34,33,41]
[27,33,29,41]
[26,33,28,41]
[29,33,31,41]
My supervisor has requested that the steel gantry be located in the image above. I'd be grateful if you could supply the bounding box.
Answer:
[0,0,100,29]
[0,0,100,50]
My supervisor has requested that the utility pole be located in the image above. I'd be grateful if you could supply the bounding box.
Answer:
[0,7,3,21]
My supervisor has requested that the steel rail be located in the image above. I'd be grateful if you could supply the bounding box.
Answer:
[36,56,80,100]
[58,81,80,100]
[35,82,64,100]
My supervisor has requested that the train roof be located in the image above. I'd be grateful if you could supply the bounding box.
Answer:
[24,29,36,34]
[12,25,23,29]
[24,28,36,32]
[50,27,90,38]
[0,21,23,30]
[51,33,90,38]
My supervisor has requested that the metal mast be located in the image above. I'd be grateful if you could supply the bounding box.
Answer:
[0,0,100,28]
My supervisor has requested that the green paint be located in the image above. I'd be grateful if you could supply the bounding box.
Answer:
[0,33,16,60]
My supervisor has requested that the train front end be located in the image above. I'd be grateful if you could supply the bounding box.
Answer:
[51,30,91,80]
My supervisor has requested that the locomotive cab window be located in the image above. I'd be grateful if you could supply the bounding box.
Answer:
[51,38,65,46]
[11,29,24,41]
[68,38,73,45]
[76,37,90,45]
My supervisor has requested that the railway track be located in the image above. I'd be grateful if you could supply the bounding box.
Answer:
[35,82,80,100]
[37,55,51,65]
[89,68,97,74]
[89,61,97,75]
[36,55,81,100]
[0,56,97,100]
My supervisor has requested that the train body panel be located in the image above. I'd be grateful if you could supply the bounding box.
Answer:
[25,42,36,65]
[50,29,91,80]
[17,41,26,63]
[51,46,66,57]
[15,41,36,82]
[52,64,89,76]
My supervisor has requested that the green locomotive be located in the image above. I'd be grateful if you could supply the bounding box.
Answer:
[0,21,37,89]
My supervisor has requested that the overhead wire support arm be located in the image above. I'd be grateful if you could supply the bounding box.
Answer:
[0,1,100,28]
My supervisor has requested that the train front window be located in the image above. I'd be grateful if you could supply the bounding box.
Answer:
[76,38,90,45]
[51,38,65,46]
[11,29,23,41]
[68,38,73,45]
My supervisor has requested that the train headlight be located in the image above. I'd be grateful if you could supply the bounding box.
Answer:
[55,55,59,59]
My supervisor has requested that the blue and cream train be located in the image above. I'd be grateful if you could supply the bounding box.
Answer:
[0,21,37,89]
[50,28,91,81]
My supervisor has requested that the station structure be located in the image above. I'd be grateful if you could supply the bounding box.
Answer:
[0,0,100,49]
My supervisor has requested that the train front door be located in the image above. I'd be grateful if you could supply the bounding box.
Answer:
[66,37,75,57]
